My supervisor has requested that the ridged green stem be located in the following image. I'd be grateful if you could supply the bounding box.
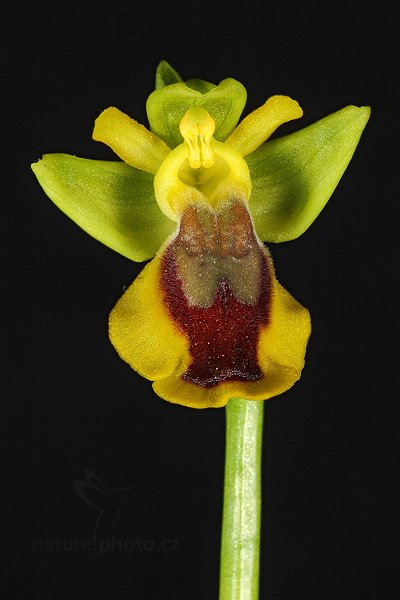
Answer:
[219,397,264,600]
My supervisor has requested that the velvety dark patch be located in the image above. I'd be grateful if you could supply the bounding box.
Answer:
[161,201,272,387]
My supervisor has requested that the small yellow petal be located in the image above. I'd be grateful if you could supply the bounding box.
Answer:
[227,95,303,156]
[93,107,170,174]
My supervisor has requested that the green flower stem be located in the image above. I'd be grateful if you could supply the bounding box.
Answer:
[219,397,264,600]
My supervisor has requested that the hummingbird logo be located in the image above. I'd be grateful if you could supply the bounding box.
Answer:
[73,468,142,554]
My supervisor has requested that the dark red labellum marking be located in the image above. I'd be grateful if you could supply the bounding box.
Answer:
[161,201,272,387]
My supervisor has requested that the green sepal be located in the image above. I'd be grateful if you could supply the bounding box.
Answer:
[146,78,247,148]
[155,60,183,90]
[31,154,176,262]
[247,105,371,242]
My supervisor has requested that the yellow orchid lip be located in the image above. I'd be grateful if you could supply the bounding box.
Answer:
[109,198,311,408]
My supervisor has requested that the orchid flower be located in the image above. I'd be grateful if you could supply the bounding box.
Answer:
[32,61,370,409]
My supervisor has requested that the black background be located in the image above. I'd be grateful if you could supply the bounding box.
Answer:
[4,1,399,599]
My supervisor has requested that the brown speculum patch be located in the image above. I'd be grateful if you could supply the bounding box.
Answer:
[161,199,272,387]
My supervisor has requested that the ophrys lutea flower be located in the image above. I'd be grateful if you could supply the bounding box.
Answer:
[32,61,370,408]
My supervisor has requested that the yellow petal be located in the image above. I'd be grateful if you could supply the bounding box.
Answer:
[226,95,303,156]
[93,107,170,174]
